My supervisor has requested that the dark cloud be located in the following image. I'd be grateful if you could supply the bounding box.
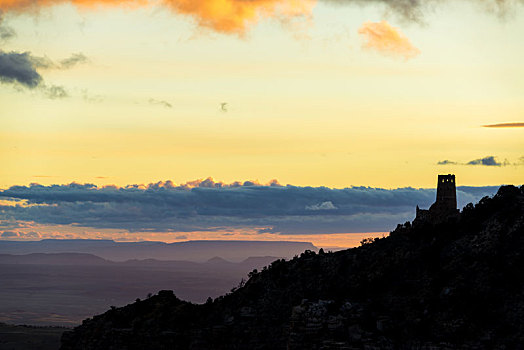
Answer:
[467,156,504,166]
[437,160,457,165]
[439,156,514,167]
[0,51,42,87]
[0,180,499,235]
[0,50,72,98]
[483,122,524,128]
[149,98,172,108]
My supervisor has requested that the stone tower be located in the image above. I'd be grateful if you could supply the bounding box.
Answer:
[435,174,457,211]
[415,174,459,224]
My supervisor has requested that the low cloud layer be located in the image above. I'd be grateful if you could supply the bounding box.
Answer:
[358,20,420,60]
[1,230,40,238]
[0,179,499,236]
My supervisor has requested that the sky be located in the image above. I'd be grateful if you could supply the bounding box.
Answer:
[0,0,522,247]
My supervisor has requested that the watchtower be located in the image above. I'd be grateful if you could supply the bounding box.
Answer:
[414,174,459,224]
[435,174,457,211]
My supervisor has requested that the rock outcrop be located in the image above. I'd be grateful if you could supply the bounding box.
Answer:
[61,185,524,349]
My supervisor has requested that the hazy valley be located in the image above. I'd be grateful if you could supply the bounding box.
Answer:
[0,240,315,326]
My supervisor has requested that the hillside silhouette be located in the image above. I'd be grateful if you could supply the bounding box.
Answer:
[61,185,524,349]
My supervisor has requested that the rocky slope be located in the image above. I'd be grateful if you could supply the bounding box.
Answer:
[61,185,524,349]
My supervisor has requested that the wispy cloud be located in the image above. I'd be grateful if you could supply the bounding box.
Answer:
[30,52,89,70]
[149,98,172,108]
[483,122,524,128]
[466,156,506,167]
[42,84,68,98]
[437,160,457,165]
[59,53,89,69]
[0,179,499,236]
[437,156,515,167]
[358,20,420,60]
[81,89,105,103]
[0,14,15,43]
[324,0,519,22]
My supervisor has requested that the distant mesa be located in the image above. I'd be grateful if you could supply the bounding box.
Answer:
[0,240,316,262]
[414,174,459,225]
[0,252,109,265]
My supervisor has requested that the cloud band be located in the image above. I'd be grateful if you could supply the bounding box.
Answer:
[0,179,499,235]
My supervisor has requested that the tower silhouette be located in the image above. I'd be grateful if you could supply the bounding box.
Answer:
[434,174,457,211]
[415,174,459,224]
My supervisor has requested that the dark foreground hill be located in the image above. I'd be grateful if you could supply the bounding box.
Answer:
[61,185,524,349]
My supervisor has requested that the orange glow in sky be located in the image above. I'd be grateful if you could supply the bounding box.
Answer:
[0,0,522,245]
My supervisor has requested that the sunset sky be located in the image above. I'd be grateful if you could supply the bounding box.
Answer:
[0,0,522,247]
